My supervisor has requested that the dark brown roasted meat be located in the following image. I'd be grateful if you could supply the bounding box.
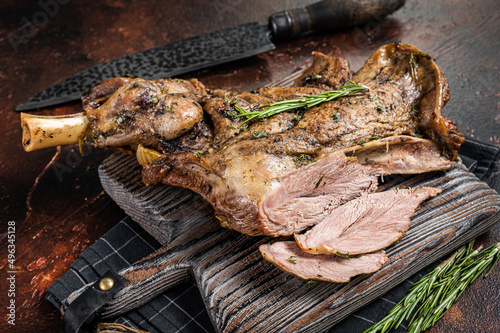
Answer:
[82,77,207,151]
[141,43,463,236]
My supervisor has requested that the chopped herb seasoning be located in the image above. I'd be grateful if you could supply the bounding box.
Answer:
[195,151,204,158]
[376,105,385,113]
[370,95,378,101]
[307,280,317,285]
[150,97,158,104]
[288,256,297,264]
[360,140,367,146]
[389,77,399,85]
[294,154,316,165]
[133,81,142,87]
[332,113,340,122]
[251,130,268,138]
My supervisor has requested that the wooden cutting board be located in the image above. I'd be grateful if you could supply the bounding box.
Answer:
[97,152,500,332]
[93,66,500,332]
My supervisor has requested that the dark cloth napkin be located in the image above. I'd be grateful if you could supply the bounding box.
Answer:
[46,138,500,333]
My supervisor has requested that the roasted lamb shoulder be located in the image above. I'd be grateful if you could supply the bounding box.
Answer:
[21,43,464,239]
[143,43,463,236]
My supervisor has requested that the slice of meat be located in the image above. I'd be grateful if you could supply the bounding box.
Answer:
[259,151,382,236]
[294,187,442,256]
[259,241,388,283]
[343,135,451,174]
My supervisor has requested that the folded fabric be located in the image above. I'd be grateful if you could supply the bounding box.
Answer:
[47,138,500,333]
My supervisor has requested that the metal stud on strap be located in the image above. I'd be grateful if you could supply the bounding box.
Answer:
[62,270,128,333]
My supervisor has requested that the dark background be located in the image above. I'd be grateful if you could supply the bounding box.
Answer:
[1,0,499,332]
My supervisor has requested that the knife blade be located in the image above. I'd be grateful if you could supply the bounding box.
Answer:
[16,0,405,111]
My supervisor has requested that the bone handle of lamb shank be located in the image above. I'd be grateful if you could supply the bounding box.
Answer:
[20,112,89,152]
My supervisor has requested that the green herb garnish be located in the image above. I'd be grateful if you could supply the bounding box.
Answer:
[364,241,500,333]
[234,81,369,125]
[195,151,204,158]
[251,130,268,138]
[376,105,385,113]
[370,95,378,101]
[294,154,315,165]
[150,97,158,104]
[288,256,297,264]
[332,113,340,122]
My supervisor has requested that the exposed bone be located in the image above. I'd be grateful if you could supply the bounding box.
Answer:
[21,112,89,152]
[136,145,165,166]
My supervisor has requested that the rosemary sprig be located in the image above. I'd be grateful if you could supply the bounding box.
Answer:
[234,81,369,124]
[364,241,500,333]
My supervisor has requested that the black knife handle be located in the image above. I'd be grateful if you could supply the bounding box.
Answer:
[269,0,406,40]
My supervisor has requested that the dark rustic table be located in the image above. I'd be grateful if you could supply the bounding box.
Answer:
[1,0,499,332]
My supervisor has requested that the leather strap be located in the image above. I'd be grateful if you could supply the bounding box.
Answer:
[62,270,128,333]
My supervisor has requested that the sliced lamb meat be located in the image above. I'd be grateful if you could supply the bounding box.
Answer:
[259,241,388,283]
[343,135,452,174]
[143,150,382,236]
[294,187,442,256]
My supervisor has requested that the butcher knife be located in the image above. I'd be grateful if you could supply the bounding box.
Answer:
[16,0,406,111]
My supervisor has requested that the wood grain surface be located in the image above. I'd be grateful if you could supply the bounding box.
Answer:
[95,152,500,332]
[1,0,499,332]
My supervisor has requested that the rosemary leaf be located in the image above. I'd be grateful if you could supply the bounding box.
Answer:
[364,241,500,333]
[234,81,369,125]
